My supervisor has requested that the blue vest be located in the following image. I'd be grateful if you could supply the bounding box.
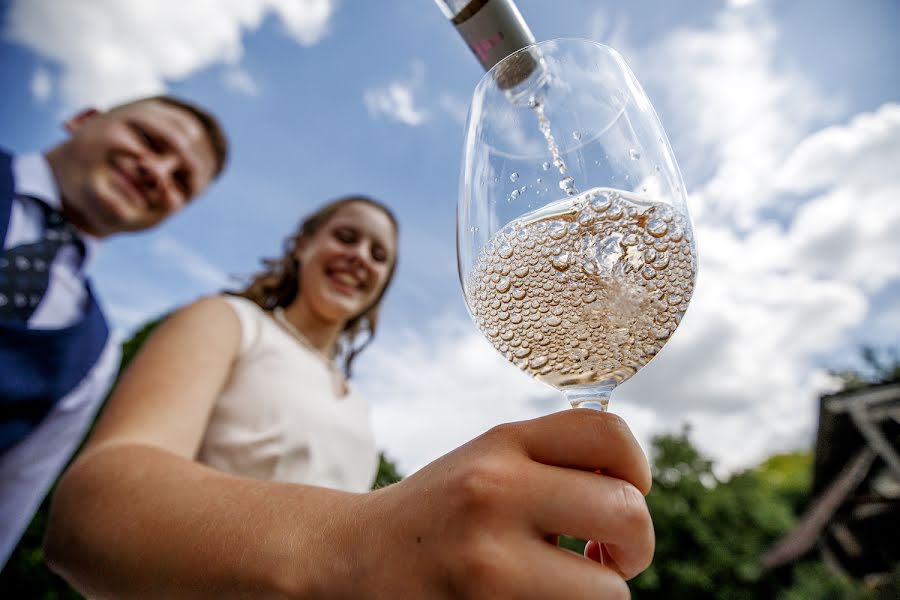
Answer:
[0,149,111,453]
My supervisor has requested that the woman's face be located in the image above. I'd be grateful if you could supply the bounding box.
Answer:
[293,202,397,325]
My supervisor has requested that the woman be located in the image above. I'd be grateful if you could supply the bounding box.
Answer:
[203,195,399,493]
[45,196,655,599]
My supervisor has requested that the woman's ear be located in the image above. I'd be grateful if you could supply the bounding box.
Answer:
[292,235,308,262]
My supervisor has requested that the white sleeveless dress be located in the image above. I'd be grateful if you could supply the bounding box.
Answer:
[196,296,378,493]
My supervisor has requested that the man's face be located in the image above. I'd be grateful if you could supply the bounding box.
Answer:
[54,99,218,237]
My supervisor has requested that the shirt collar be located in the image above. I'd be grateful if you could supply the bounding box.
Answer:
[12,152,62,210]
[11,152,101,264]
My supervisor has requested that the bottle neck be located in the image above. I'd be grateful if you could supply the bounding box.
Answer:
[450,0,537,87]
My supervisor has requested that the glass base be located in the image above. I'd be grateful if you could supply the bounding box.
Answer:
[572,399,609,411]
[562,381,616,411]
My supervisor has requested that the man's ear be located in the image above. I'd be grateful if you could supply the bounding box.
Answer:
[63,108,101,134]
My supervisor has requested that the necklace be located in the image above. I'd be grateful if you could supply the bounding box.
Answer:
[272,307,347,396]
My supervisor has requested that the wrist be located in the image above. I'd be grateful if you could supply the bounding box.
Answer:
[265,487,381,599]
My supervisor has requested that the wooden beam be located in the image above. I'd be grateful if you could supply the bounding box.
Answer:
[849,404,900,482]
[827,385,900,413]
[829,522,863,557]
[760,448,875,569]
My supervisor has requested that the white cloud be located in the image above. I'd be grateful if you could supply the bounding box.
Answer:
[587,8,634,61]
[728,0,760,8]
[151,235,235,290]
[614,259,866,471]
[359,313,667,473]
[356,315,555,474]
[358,5,900,477]
[364,84,428,126]
[777,104,900,195]
[775,104,900,291]
[4,0,336,110]
[635,9,842,230]
[267,0,336,46]
[601,5,879,470]
[363,61,430,126]
[223,67,260,96]
[30,66,52,102]
[438,92,469,125]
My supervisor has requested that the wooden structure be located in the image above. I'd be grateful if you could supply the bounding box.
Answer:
[760,381,899,586]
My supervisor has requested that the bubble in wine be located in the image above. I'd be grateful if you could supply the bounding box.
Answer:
[465,187,696,390]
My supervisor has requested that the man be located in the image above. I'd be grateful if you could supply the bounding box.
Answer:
[0,95,228,567]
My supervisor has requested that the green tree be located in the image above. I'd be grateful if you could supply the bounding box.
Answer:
[832,345,900,391]
[753,451,812,520]
[629,427,793,599]
[626,426,884,600]
[778,562,863,600]
[373,452,404,489]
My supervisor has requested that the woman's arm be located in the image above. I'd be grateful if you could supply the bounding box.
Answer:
[44,296,345,598]
[46,297,655,599]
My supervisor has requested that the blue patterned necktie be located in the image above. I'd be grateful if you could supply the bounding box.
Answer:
[0,197,80,323]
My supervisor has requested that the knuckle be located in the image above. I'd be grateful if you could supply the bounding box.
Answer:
[482,421,520,444]
[453,458,513,512]
[453,535,509,592]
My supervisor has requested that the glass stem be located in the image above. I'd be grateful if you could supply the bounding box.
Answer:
[562,382,616,411]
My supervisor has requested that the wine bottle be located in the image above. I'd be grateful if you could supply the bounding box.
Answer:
[435,0,541,91]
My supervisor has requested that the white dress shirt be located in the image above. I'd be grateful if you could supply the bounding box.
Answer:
[0,153,120,568]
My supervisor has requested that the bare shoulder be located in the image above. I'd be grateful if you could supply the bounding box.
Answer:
[172,294,244,323]
[84,295,247,455]
[149,295,242,342]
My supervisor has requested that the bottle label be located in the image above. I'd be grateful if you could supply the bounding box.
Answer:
[453,0,537,87]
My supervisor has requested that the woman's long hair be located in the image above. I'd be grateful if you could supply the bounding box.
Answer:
[232,196,399,379]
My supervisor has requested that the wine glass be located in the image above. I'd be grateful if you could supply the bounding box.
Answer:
[457,38,697,411]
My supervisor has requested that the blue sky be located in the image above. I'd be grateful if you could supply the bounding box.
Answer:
[2,0,899,474]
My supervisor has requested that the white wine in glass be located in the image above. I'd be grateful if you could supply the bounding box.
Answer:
[458,38,697,411]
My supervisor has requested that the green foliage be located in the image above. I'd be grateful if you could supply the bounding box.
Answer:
[754,451,813,517]
[0,497,83,599]
[777,562,863,600]
[630,426,792,599]
[558,535,587,554]
[871,565,900,600]
[624,428,880,600]
[372,452,403,489]
[832,345,900,391]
